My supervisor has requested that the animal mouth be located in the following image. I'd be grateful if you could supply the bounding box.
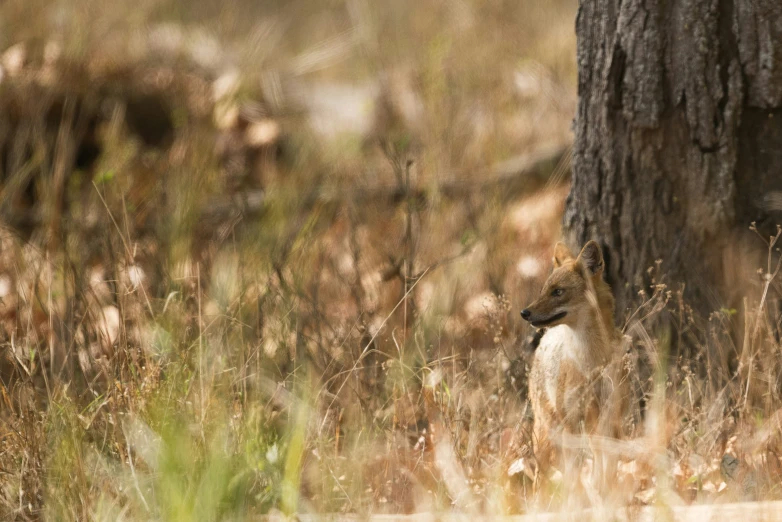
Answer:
[530,311,567,327]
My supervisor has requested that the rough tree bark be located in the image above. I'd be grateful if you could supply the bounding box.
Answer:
[566,0,782,320]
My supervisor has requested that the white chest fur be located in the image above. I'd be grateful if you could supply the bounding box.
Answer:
[536,324,590,406]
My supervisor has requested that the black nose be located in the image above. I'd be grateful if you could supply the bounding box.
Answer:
[520,309,531,320]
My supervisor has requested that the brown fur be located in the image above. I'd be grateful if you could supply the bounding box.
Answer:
[521,241,628,473]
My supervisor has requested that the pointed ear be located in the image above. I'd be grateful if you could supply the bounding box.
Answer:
[577,240,604,276]
[552,242,574,268]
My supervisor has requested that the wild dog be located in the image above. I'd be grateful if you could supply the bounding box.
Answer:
[520,240,628,474]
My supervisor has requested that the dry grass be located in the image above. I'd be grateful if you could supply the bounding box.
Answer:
[1,0,782,521]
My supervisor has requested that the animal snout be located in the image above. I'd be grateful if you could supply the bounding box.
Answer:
[520,309,531,321]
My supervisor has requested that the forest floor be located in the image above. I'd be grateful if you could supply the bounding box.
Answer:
[2,1,782,520]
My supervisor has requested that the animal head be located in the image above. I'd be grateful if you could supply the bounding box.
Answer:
[520,240,609,328]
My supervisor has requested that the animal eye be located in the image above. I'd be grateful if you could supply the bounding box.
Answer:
[551,288,564,297]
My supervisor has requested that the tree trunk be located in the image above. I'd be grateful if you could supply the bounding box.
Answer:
[566,0,782,321]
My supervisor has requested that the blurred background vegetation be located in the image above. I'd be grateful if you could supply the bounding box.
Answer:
[0,0,579,518]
